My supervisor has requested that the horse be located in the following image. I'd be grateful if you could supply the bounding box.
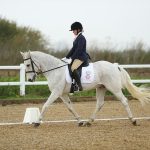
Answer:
[20,51,150,127]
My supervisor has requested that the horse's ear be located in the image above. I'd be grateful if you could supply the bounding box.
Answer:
[27,50,31,57]
[20,51,24,57]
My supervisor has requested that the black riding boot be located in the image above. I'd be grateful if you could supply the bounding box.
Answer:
[73,69,83,91]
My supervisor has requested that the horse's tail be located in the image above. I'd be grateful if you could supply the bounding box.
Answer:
[120,66,150,105]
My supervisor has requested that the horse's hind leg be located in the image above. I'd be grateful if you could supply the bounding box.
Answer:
[114,91,137,125]
[89,87,106,122]
[60,94,81,124]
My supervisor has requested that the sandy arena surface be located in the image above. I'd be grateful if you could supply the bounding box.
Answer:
[0,100,150,150]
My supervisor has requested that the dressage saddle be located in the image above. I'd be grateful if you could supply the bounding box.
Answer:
[68,60,89,93]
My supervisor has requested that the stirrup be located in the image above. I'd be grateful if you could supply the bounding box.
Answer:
[70,82,78,94]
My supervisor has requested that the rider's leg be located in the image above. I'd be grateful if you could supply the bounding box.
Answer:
[72,69,83,91]
[71,59,83,91]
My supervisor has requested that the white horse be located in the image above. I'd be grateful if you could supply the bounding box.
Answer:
[21,51,150,127]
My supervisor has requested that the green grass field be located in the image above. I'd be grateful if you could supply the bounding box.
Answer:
[0,74,149,100]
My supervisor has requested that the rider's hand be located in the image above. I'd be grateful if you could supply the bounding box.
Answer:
[61,57,66,61]
[61,57,72,64]
[66,58,72,64]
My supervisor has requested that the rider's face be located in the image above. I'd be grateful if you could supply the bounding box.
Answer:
[73,29,81,36]
[73,29,78,35]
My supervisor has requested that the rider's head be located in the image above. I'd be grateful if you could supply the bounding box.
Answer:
[69,22,83,35]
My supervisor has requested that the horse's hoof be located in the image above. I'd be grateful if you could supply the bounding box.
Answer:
[78,121,84,127]
[83,121,91,127]
[34,123,40,127]
[132,120,137,126]
[78,121,91,127]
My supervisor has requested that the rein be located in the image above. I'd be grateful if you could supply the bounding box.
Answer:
[24,57,68,75]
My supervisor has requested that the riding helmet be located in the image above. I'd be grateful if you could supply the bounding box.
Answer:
[69,22,83,31]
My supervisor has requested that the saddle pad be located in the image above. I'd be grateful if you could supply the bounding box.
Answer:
[65,63,94,83]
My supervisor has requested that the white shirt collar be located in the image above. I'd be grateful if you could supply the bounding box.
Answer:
[74,32,82,41]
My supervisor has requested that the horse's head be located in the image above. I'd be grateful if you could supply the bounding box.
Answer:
[20,51,40,82]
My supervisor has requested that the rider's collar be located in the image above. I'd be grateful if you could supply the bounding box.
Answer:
[74,32,82,41]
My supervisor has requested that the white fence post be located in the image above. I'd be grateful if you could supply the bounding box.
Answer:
[20,64,25,96]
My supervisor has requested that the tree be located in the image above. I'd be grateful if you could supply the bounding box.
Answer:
[0,17,51,65]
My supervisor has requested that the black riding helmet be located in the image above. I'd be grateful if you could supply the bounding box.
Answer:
[69,22,83,31]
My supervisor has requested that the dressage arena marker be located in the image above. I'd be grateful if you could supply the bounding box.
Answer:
[0,117,150,126]
[23,107,40,124]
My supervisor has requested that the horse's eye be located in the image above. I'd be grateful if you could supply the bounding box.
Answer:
[27,64,30,67]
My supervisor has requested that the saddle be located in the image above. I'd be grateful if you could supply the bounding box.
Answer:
[66,61,94,93]
[68,60,89,79]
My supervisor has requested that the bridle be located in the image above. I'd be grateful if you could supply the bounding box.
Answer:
[24,57,68,75]
[24,57,40,74]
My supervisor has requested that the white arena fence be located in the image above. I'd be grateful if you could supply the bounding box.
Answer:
[0,64,150,96]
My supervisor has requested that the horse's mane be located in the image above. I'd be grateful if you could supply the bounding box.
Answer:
[31,51,61,63]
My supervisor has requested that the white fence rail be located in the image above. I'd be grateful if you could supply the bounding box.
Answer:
[0,64,150,96]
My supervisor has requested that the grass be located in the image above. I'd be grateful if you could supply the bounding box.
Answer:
[0,75,149,100]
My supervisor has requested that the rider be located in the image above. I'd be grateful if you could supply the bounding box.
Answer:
[63,22,90,92]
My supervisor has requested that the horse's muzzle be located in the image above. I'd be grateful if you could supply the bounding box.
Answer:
[28,78,33,82]
[28,74,36,82]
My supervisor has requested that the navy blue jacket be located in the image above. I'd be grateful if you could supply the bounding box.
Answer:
[66,33,90,62]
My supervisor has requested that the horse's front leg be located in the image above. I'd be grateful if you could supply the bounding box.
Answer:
[34,90,59,127]
[60,94,82,125]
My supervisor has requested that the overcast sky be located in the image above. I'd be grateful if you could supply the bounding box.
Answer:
[0,0,150,50]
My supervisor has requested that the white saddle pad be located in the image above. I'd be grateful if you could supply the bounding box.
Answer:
[65,63,94,83]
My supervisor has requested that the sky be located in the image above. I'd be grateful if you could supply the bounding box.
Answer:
[0,0,150,50]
